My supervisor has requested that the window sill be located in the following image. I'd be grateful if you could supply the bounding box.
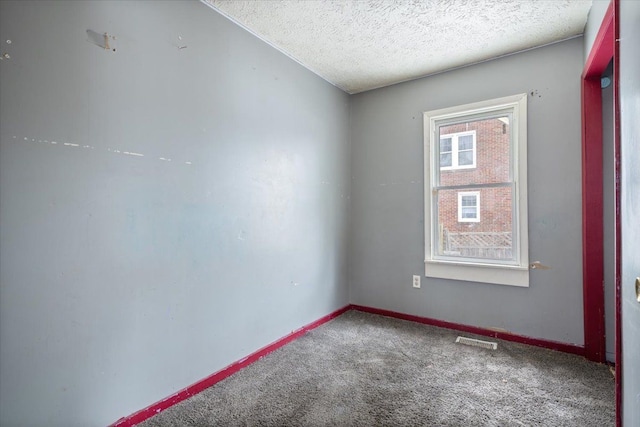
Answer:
[424,260,529,287]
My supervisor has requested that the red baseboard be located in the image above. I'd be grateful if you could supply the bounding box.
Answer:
[350,305,585,356]
[110,305,351,427]
[111,303,586,426]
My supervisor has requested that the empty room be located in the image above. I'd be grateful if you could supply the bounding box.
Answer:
[0,0,638,426]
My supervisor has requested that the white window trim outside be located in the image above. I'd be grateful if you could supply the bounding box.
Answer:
[440,130,477,170]
[423,93,529,287]
[458,191,480,222]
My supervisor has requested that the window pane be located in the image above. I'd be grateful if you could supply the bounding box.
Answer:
[440,138,452,152]
[461,195,476,206]
[458,135,473,150]
[458,150,474,166]
[461,207,477,218]
[435,187,514,261]
[440,153,452,167]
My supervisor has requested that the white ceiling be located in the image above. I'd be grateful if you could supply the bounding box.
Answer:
[203,0,593,94]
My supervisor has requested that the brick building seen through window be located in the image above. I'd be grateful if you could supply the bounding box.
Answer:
[437,117,513,260]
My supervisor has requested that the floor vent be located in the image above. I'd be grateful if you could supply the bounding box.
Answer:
[455,336,498,350]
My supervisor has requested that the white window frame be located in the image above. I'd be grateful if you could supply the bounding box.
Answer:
[458,191,480,222]
[440,131,477,170]
[423,93,529,287]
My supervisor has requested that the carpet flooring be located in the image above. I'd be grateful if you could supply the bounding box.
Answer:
[140,310,615,426]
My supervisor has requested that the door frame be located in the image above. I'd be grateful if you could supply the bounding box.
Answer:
[581,0,621,424]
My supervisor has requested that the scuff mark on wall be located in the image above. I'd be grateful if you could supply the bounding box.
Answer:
[10,134,195,166]
[530,261,551,270]
[86,29,117,52]
[167,35,187,50]
[0,38,12,60]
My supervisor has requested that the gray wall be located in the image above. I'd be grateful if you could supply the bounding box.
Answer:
[0,1,350,426]
[619,1,640,424]
[349,37,585,345]
[583,0,611,61]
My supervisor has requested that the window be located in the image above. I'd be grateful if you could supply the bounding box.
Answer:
[458,191,480,222]
[440,131,476,170]
[423,93,529,287]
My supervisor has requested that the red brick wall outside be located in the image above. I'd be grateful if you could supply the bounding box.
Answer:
[437,118,512,235]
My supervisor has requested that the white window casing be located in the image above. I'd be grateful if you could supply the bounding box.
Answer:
[423,93,529,287]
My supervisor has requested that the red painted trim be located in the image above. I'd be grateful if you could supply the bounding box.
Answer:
[109,305,351,427]
[582,1,620,422]
[583,1,614,79]
[581,76,606,363]
[350,305,585,356]
[580,0,615,364]
[612,1,622,425]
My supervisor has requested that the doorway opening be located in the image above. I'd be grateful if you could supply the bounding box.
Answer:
[581,0,620,424]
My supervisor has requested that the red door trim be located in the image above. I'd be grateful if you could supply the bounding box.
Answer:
[581,74,605,363]
[584,2,614,73]
[581,0,621,425]
[581,0,613,365]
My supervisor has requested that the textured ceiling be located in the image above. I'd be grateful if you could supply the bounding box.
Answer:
[203,0,593,94]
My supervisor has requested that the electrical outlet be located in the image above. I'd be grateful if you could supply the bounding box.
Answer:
[413,275,421,288]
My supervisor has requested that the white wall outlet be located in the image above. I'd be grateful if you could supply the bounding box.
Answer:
[413,275,421,288]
